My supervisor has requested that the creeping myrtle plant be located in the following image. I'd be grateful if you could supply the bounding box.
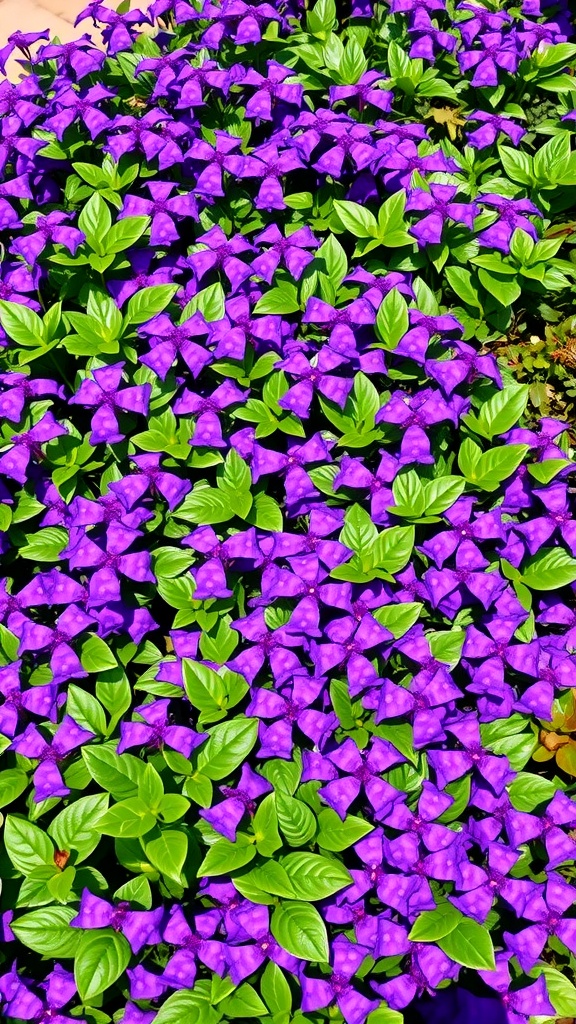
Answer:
[1,0,576,1023]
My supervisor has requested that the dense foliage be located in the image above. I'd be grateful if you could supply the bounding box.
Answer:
[1,0,576,1021]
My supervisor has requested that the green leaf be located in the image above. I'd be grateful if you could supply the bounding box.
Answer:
[333,200,379,238]
[197,718,258,780]
[114,874,152,908]
[95,797,157,838]
[238,860,297,899]
[261,961,292,1016]
[536,965,576,1016]
[218,447,251,495]
[82,745,144,800]
[0,768,29,808]
[11,906,80,957]
[521,547,576,591]
[157,793,190,824]
[253,283,299,314]
[316,808,373,851]
[371,525,415,574]
[4,815,54,874]
[508,772,558,811]
[174,485,237,525]
[498,146,534,187]
[18,527,68,561]
[391,470,426,517]
[340,503,378,559]
[80,634,118,673]
[221,983,268,1018]
[145,831,188,883]
[271,901,330,962]
[66,683,106,735]
[253,794,282,857]
[75,930,131,1001]
[48,794,109,863]
[197,836,256,876]
[0,300,45,347]
[372,602,422,639]
[527,458,573,484]
[182,283,226,322]
[316,233,348,288]
[375,288,409,349]
[124,284,178,325]
[245,492,283,531]
[437,917,495,969]
[409,902,462,941]
[445,266,482,311]
[464,385,530,440]
[281,852,351,901]
[459,443,529,492]
[78,193,112,254]
[104,215,149,254]
[424,476,466,516]
[276,791,317,847]
[153,992,215,1024]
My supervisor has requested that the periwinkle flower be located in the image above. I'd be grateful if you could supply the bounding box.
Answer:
[466,111,526,149]
[371,942,459,1009]
[248,673,336,759]
[118,699,205,759]
[200,763,272,840]
[11,715,95,801]
[69,363,151,444]
[428,714,515,795]
[0,412,67,485]
[329,72,393,114]
[163,906,227,988]
[476,194,542,253]
[0,962,79,1024]
[119,182,198,246]
[71,890,164,953]
[316,736,404,820]
[227,903,300,982]
[241,62,304,122]
[301,935,379,1024]
[406,184,479,247]
[479,953,555,1023]
[503,873,576,969]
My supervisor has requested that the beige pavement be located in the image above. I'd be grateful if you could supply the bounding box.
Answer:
[0,0,153,79]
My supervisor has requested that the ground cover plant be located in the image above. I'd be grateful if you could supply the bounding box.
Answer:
[2,0,576,1021]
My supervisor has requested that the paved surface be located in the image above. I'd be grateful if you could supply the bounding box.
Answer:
[0,0,152,79]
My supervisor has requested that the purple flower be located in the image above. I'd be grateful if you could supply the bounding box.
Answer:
[228,903,300,982]
[466,110,526,149]
[252,224,318,283]
[11,715,95,801]
[329,72,393,113]
[118,699,205,759]
[480,954,555,1022]
[504,873,576,970]
[69,363,151,444]
[301,936,379,1024]
[458,33,521,86]
[429,715,515,795]
[200,763,271,840]
[0,962,78,1024]
[407,184,479,247]
[71,890,164,953]
[476,194,542,253]
[119,182,197,246]
[248,673,336,759]
[316,736,404,820]
[163,906,227,988]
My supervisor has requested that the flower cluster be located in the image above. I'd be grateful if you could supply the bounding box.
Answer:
[1,0,576,1023]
